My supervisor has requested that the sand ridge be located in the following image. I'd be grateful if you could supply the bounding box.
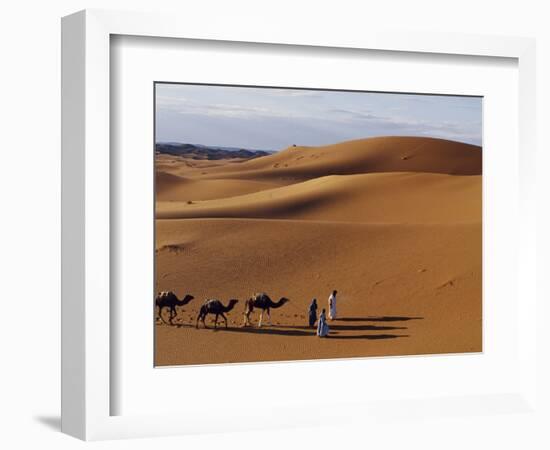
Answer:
[157,172,481,224]
[190,136,482,182]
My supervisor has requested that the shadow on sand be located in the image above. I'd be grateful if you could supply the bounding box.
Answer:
[335,316,424,323]
[327,333,410,340]
[191,324,409,339]
[162,315,422,340]
[220,326,313,337]
[277,324,406,332]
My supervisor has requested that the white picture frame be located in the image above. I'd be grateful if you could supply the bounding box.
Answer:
[61,9,538,441]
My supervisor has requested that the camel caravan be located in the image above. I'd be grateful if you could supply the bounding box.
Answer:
[155,290,338,337]
[155,291,289,329]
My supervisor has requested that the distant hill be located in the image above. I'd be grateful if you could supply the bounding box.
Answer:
[155,143,271,160]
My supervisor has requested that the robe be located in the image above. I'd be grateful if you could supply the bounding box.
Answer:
[308,300,318,327]
[317,312,330,337]
[328,293,337,320]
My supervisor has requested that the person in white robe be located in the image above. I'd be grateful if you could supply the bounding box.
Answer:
[317,308,330,337]
[328,290,337,320]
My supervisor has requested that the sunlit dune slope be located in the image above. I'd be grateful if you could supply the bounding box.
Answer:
[156,172,481,224]
[195,136,482,182]
[155,218,482,365]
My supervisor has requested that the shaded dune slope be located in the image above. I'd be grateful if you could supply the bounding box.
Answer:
[156,172,482,223]
[156,171,278,201]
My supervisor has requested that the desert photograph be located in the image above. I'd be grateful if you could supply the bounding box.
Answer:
[154,83,482,366]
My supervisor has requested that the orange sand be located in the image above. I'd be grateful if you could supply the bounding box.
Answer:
[155,136,482,366]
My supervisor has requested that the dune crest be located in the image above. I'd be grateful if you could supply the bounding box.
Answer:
[196,136,482,182]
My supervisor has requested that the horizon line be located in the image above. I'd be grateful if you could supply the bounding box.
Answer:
[155,135,483,151]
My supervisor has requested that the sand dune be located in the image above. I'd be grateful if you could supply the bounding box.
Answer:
[154,136,482,366]
[156,171,278,201]
[157,172,481,224]
[155,218,481,365]
[194,136,482,182]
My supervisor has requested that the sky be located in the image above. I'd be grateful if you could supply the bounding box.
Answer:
[155,83,482,150]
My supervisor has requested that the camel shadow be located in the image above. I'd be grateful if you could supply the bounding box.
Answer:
[336,316,424,323]
[173,323,195,329]
[221,326,314,337]
[162,316,422,340]
[328,333,410,340]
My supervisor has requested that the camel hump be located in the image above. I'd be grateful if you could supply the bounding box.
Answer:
[204,298,222,308]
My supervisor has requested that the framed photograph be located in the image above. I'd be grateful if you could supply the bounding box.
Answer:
[61,9,538,441]
[153,82,483,367]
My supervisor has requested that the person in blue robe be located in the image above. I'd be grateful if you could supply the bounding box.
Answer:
[317,308,330,337]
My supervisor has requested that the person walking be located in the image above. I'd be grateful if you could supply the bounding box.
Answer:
[328,290,338,320]
[317,308,330,337]
[308,298,318,328]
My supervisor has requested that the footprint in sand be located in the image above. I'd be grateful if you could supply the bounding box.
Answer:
[438,279,455,289]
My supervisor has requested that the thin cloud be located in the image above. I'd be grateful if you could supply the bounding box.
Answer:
[155,84,482,147]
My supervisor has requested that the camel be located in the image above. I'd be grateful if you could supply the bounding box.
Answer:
[196,299,239,329]
[243,292,290,327]
[155,291,194,325]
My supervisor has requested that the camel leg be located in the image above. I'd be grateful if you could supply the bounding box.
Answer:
[221,313,228,328]
[267,308,272,326]
[156,306,161,323]
[158,307,168,325]
[258,311,263,328]
[214,314,219,329]
[169,307,175,325]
